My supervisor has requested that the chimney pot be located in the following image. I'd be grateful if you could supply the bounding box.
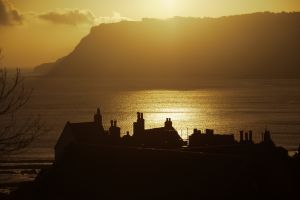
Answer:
[245,132,249,142]
[249,130,253,143]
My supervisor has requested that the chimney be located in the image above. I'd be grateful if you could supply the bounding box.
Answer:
[141,113,144,119]
[240,131,244,143]
[206,129,214,135]
[114,120,117,127]
[94,108,103,126]
[193,129,198,134]
[264,130,271,142]
[249,130,253,143]
[110,120,114,127]
[165,118,172,128]
[137,112,140,119]
[245,132,249,143]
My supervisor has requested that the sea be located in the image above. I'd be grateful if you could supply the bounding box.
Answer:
[1,77,300,190]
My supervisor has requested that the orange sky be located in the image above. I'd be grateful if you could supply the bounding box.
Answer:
[0,0,300,68]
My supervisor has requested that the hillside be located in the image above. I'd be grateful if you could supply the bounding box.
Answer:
[39,12,300,80]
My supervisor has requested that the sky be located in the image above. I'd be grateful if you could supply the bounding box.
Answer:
[0,0,300,68]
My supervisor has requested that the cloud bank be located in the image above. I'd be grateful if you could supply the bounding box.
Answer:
[38,9,131,26]
[38,9,96,25]
[0,1,130,27]
[96,12,132,24]
[0,0,23,26]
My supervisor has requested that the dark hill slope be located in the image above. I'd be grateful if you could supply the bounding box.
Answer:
[44,12,300,80]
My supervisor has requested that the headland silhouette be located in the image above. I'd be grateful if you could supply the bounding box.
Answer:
[35,12,300,82]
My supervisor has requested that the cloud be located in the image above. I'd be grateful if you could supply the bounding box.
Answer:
[0,3,131,27]
[96,12,132,24]
[38,9,96,25]
[0,0,23,26]
[38,9,131,26]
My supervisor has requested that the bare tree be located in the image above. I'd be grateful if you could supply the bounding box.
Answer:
[0,52,48,156]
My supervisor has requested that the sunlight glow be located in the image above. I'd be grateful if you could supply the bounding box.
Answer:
[163,0,176,8]
[161,0,178,17]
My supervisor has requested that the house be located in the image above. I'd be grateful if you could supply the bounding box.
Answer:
[189,129,235,147]
[131,112,184,148]
[108,120,121,144]
[55,109,184,161]
[239,130,254,145]
[55,108,107,161]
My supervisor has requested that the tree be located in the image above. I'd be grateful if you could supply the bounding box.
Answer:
[0,52,48,156]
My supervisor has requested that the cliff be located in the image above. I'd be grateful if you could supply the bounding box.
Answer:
[39,12,300,80]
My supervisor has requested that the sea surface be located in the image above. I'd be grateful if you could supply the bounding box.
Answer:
[17,78,300,157]
[1,78,300,188]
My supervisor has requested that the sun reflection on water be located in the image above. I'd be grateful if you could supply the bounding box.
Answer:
[24,80,300,156]
[111,90,217,139]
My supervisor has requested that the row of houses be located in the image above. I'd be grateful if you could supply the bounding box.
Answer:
[55,108,274,160]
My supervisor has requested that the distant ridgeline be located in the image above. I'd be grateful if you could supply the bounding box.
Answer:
[55,108,279,161]
[36,12,300,81]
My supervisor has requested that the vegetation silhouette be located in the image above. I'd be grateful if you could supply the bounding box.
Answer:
[0,51,49,157]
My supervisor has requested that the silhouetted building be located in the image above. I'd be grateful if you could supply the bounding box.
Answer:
[294,144,300,160]
[55,108,281,162]
[262,129,275,146]
[132,112,146,143]
[109,120,121,144]
[94,108,105,132]
[239,130,254,145]
[189,129,235,147]
[122,131,132,145]
[131,113,184,148]
[55,108,106,161]
[143,119,183,148]
[55,108,123,160]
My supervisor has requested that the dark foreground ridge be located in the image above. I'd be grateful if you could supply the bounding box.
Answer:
[9,108,300,199]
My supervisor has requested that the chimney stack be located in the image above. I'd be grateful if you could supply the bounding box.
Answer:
[249,130,253,143]
[193,129,198,134]
[165,118,172,128]
[245,132,249,143]
[240,131,244,143]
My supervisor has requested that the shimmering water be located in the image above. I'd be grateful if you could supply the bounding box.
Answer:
[12,78,300,159]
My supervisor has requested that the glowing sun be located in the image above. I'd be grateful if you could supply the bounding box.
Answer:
[163,0,176,9]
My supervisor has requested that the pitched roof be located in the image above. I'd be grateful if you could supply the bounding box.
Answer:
[145,126,182,140]
[145,126,177,134]
[67,122,105,144]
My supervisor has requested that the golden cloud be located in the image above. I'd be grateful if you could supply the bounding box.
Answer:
[0,0,23,26]
[38,9,96,25]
